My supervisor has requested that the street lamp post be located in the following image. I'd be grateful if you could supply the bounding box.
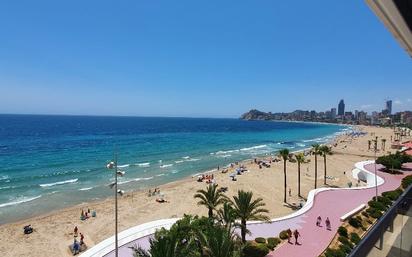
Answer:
[106,153,125,257]
[373,138,378,201]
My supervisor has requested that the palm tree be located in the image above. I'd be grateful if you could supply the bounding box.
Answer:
[218,202,237,231]
[194,184,227,219]
[295,152,305,197]
[381,138,386,151]
[319,145,332,185]
[311,144,321,189]
[230,190,270,243]
[196,225,241,257]
[279,149,290,203]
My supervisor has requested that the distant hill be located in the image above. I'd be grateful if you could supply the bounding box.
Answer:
[240,109,275,120]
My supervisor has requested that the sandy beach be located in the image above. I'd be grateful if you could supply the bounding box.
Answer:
[0,125,404,257]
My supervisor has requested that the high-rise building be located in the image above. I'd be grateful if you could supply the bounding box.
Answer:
[338,100,345,116]
[386,100,392,115]
[331,108,337,119]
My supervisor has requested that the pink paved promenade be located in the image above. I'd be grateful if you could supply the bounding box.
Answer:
[93,162,411,257]
[263,163,411,257]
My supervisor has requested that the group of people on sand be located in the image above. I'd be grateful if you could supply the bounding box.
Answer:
[80,208,95,220]
[148,187,161,196]
[316,216,331,230]
[72,226,85,255]
[197,174,216,184]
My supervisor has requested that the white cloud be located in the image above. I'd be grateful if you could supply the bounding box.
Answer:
[360,104,374,110]
[394,99,403,105]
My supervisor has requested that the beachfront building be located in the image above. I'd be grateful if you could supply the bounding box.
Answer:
[386,100,393,115]
[338,99,345,116]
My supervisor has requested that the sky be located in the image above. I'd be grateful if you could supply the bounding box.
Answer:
[0,1,411,118]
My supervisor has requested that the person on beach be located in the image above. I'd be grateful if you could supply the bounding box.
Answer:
[80,233,84,245]
[293,229,300,245]
[74,226,78,237]
[289,188,292,197]
[73,239,80,254]
[316,216,322,226]
[325,217,331,230]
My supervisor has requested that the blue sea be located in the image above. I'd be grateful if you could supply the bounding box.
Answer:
[0,115,349,223]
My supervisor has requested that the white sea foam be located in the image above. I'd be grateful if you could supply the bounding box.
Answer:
[217,154,231,158]
[0,195,42,208]
[79,187,93,191]
[137,162,150,167]
[118,164,130,168]
[171,170,179,174]
[0,175,9,181]
[156,173,165,177]
[160,164,173,168]
[39,178,78,187]
[215,149,240,155]
[186,158,200,162]
[240,145,267,151]
[182,156,190,159]
[175,160,184,164]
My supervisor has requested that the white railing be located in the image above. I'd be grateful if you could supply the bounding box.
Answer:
[81,160,385,256]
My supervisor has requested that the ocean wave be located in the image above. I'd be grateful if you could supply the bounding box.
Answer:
[186,158,200,162]
[175,160,184,164]
[137,162,150,167]
[79,187,93,191]
[171,170,179,174]
[156,173,165,177]
[160,164,173,168]
[0,175,9,181]
[39,178,78,188]
[118,164,130,168]
[182,156,190,159]
[215,149,240,155]
[0,195,42,208]
[217,154,231,158]
[240,144,267,151]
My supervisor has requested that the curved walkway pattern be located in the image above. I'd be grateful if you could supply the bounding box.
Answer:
[80,161,411,257]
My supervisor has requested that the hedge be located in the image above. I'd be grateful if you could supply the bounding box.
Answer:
[254,237,266,244]
[348,217,362,228]
[350,233,361,245]
[325,248,346,257]
[337,226,348,237]
[267,237,281,250]
[279,229,290,240]
[402,175,412,189]
[242,242,269,257]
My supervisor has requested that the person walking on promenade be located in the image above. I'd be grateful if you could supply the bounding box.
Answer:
[293,229,301,245]
[316,216,322,226]
[325,217,331,230]
[287,229,292,243]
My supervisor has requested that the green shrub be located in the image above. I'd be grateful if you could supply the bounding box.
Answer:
[339,243,352,254]
[361,211,369,218]
[338,226,348,237]
[368,208,383,219]
[266,237,281,250]
[325,248,346,257]
[279,229,290,240]
[349,217,362,228]
[338,236,353,248]
[382,189,403,201]
[368,200,387,211]
[377,196,392,207]
[242,242,270,257]
[402,175,412,189]
[254,237,266,244]
[350,232,361,245]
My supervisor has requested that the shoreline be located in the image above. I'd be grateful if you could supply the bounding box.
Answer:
[2,125,399,257]
[1,124,352,226]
